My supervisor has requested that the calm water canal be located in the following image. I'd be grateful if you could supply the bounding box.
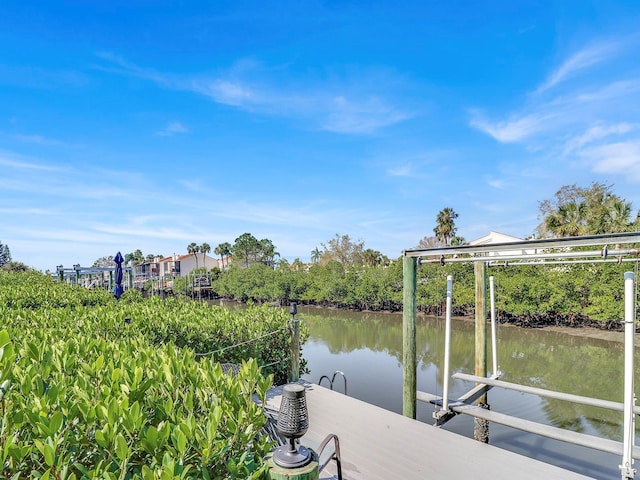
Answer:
[297,305,635,479]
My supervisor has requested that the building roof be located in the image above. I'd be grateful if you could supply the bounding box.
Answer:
[468,231,524,246]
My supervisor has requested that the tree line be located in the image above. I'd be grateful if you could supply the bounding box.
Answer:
[206,183,640,326]
[85,182,640,326]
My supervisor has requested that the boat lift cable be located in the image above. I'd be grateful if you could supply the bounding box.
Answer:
[195,326,289,357]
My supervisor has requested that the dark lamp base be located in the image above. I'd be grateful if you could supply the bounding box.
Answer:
[273,445,312,468]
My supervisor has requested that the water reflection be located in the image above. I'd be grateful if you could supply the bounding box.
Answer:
[298,306,632,479]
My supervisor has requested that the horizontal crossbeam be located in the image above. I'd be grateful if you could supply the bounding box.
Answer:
[453,373,640,415]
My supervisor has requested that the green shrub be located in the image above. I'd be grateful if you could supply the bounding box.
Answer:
[0,270,307,479]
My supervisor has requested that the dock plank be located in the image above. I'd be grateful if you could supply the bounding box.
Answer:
[263,382,595,480]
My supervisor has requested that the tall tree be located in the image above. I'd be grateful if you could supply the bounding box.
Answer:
[187,242,200,269]
[321,234,365,266]
[433,207,459,245]
[0,241,11,267]
[200,242,211,270]
[231,233,260,268]
[215,242,232,269]
[363,248,382,267]
[417,236,445,249]
[593,198,633,234]
[92,256,114,268]
[310,247,322,264]
[258,238,279,268]
[125,249,145,265]
[545,201,588,237]
[537,182,637,237]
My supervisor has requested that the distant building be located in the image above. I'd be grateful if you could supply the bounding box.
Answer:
[157,253,220,277]
[133,252,221,287]
[468,231,536,257]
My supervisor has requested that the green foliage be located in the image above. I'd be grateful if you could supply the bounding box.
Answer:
[0,270,304,478]
[538,182,640,238]
[211,254,633,324]
[433,207,459,245]
[0,241,11,267]
[319,234,365,266]
[230,234,279,269]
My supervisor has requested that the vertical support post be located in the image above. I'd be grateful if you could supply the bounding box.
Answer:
[109,270,113,291]
[403,255,417,419]
[474,261,489,443]
[621,271,636,480]
[442,275,453,412]
[489,276,499,377]
[289,303,300,383]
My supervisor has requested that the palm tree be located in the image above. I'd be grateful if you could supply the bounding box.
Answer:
[363,248,382,267]
[187,242,200,270]
[593,199,632,234]
[545,201,588,237]
[215,242,231,269]
[200,242,211,270]
[311,247,322,264]
[434,207,459,245]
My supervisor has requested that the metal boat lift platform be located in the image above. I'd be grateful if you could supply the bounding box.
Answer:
[264,382,594,480]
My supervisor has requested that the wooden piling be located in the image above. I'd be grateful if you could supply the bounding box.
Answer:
[403,255,417,419]
[474,261,489,442]
[289,317,301,383]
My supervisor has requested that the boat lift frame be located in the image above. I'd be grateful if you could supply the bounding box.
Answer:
[402,232,640,480]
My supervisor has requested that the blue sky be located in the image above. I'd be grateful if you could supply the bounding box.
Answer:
[2,1,640,271]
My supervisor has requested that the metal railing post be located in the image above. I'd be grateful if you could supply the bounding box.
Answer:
[621,271,636,480]
[489,276,499,377]
[442,275,453,413]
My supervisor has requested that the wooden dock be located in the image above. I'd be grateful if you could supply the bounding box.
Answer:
[263,382,595,480]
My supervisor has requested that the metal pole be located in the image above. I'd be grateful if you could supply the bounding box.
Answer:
[442,275,453,413]
[489,276,499,376]
[621,271,636,480]
[403,255,417,419]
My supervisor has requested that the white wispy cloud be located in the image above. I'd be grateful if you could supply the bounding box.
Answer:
[192,79,257,107]
[469,33,640,186]
[322,95,409,134]
[536,40,623,94]
[156,122,188,136]
[387,164,414,177]
[564,122,639,154]
[487,178,505,189]
[580,141,640,179]
[0,150,66,171]
[93,224,197,241]
[575,78,640,103]
[469,111,554,143]
[95,53,412,135]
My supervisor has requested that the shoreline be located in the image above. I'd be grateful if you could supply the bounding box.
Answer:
[220,298,633,343]
[311,303,634,343]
